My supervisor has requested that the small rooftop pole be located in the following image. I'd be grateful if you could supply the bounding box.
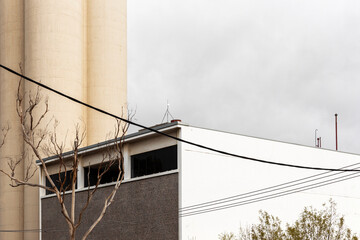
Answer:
[335,113,338,151]
[161,100,175,123]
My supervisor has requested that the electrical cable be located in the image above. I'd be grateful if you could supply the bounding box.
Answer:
[107,168,360,220]
[180,162,360,211]
[4,171,359,232]
[180,171,360,217]
[0,228,69,233]
[1,64,359,172]
[0,229,42,232]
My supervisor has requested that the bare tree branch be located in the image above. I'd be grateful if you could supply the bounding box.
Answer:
[0,124,10,149]
[0,169,55,192]
[1,76,133,240]
[81,110,132,239]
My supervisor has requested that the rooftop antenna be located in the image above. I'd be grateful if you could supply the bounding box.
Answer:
[315,129,322,148]
[317,137,322,148]
[161,100,174,123]
[335,113,338,151]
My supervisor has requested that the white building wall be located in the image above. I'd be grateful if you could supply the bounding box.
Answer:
[179,126,360,240]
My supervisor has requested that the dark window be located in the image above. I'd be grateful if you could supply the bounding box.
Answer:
[46,170,76,195]
[84,162,120,187]
[131,145,177,178]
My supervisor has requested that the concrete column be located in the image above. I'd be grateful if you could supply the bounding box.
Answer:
[0,1,25,240]
[0,1,127,239]
[87,0,127,145]
[24,1,85,239]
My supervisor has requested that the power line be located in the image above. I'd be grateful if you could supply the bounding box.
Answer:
[14,172,359,231]
[180,172,360,217]
[4,172,359,232]
[0,229,42,232]
[180,162,360,212]
[1,64,359,172]
[0,228,66,232]
[108,168,360,220]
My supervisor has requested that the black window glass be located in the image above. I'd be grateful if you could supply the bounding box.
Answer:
[46,170,76,195]
[131,145,177,178]
[84,162,120,187]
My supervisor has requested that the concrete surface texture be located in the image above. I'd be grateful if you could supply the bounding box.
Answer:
[0,1,127,239]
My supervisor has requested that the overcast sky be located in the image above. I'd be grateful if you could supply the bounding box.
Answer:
[127,0,360,154]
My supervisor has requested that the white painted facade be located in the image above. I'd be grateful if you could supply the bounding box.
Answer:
[179,125,360,239]
[39,122,360,239]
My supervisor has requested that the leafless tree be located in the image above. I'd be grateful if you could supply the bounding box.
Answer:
[0,76,131,240]
[0,124,9,149]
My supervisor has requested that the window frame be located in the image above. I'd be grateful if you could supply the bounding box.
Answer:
[131,145,178,178]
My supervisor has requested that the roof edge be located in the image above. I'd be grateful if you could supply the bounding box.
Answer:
[37,121,185,165]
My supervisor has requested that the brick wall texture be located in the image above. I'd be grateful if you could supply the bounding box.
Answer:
[41,173,178,240]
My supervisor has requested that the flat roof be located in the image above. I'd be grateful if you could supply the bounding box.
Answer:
[37,121,184,165]
[37,120,359,165]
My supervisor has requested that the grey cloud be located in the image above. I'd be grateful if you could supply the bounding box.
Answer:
[128,0,360,153]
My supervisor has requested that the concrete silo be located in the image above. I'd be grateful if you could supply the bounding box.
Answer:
[0,1,25,240]
[0,1,127,239]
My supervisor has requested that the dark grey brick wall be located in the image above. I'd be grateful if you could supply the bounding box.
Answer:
[41,173,178,240]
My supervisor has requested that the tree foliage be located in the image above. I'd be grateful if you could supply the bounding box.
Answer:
[251,210,285,240]
[219,232,237,240]
[219,199,358,240]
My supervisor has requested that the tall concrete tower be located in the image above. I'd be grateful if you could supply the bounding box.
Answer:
[0,1,127,239]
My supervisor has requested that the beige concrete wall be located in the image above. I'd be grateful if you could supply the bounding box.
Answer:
[0,1,127,239]
[24,0,85,143]
[87,0,127,145]
[0,1,25,239]
[23,1,85,239]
